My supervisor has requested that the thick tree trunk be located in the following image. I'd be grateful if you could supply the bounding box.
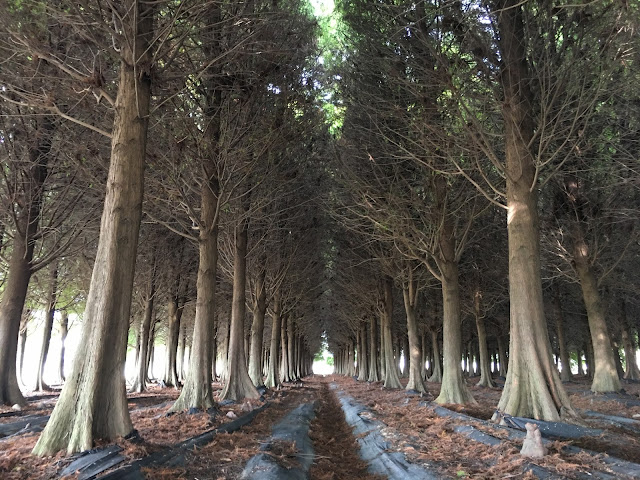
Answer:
[58,311,68,382]
[474,290,495,388]
[367,316,380,382]
[573,245,620,392]
[436,262,475,404]
[265,293,282,388]
[170,196,219,411]
[132,270,156,393]
[493,0,575,421]
[0,117,54,406]
[248,269,267,387]
[403,277,427,393]
[382,277,402,389]
[36,265,58,391]
[428,329,442,382]
[33,2,154,455]
[220,217,259,401]
[553,287,572,382]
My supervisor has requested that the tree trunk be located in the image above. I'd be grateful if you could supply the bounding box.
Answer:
[367,316,380,382]
[0,117,54,406]
[280,314,291,382]
[132,268,156,393]
[18,321,28,387]
[382,277,402,389]
[436,261,475,404]
[474,289,495,388]
[33,1,154,455]
[428,329,443,382]
[265,292,282,388]
[287,315,297,381]
[553,287,572,382]
[163,297,183,387]
[573,244,620,392]
[492,0,575,422]
[170,189,219,411]
[58,311,68,382]
[177,322,187,382]
[357,321,368,381]
[220,216,259,401]
[36,264,58,391]
[403,275,427,393]
[622,325,640,380]
[248,269,267,387]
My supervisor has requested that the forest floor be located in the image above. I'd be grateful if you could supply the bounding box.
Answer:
[0,374,639,479]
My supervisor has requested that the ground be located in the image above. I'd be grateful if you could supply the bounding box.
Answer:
[1,374,640,479]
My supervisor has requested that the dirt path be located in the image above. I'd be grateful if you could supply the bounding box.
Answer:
[308,377,384,480]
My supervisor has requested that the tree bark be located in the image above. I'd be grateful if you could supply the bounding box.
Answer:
[248,269,267,387]
[436,260,475,404]
[493,0,575,421]
[367,315,380,382]
[622,325,640,380]
[357,321,368,381]
[132,266,156,393]
[402,273,427,393]
[33,1,154,455]
[474,289,495,388]
[58,311,68,382]
[280,314,291,382]
[220,215,259,401]
[163,296,183,387]
[0,116,54,406]
[572,240,620,392]
[553,287,572,382]
[265,292,282,388]
[36,264,58,391]
[382,277,402,389]
[428,328,443,382]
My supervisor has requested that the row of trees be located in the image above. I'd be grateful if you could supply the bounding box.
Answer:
[0,0,329,456]
[322,0,640,422]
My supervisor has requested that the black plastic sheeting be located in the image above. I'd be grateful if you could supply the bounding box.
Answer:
[426,402,640,479]
[331,385,442,480]
[60,445,126,480]
[241,402,316,480]
[0,414,49,439]
[98,403,269,480]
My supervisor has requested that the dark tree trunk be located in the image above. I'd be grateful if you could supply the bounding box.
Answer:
[553,286,572,382]
[428,329,442,382]
[132,266,156,393]
[0,117,54,406]
[403,271,427,393]
[163,296,183,387]
[36,264,59,391]
[248,269,267,387]
[33,1,154,455]
[357,321,368,381]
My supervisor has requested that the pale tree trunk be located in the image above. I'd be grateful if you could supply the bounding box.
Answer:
[177,322,187,382]
[211,321,218,380]
[346,340,355,377]
[420,332,428,380]
[36,264,58,391]
[577,348,585,376]
[428,329,442,382]
[265,292,282,388]
[0,117,54,406]
[287,316,297,381]
[382,277,402,389]
[58,311,68,382]
[474,289,495,388]
[572,238,620,392]
[220,216,259,401]
[367,316,380,382]
[132,266,156,393]
[553,287,572,382]
[493,0,575,421]
[403,272,427,393]
[18,320,28,387]
[436,260,475,404]
[33,2,154,455]
[248,269,267,387]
